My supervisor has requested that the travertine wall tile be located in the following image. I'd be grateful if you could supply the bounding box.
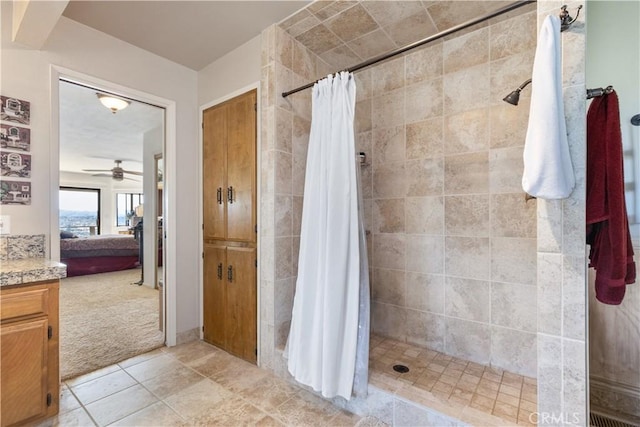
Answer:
[406,309,445,352]
[372,301,407,340]
[372,89,405,129]
[489,147,524,194]
[537,253,562,335]
[445,317,491,365]
[444,195,490,237]
[373,125,405,166]
[489,103,530,149]
[537,334,563,417]
[406,196,444,235]
[443,27,489,73]
[443,63,490,115]
[443,108,489,155]
[491,326,537,378]
[406,158,444,197]
[406,235,444,274]
[491,193,537,238]
[405,79,443,124]
[373,268,406,306]
[405,272,445,314]
[444,152,489,195]
[445,277,491,322]
[491,282,537,332]
[373,233,406,271]
[371,56,405,94]
[373,161,406,198]
[489,12,537,60]
[445,236,491,280]
[275,195,292,237]
[373,199,405,234]
[406,118,443,160]
[491,237,537,286]
[405,44,443,85]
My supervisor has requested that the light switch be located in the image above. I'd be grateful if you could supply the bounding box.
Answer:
[0,215,10,234]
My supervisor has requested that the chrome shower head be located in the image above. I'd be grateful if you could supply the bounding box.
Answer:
[503,78,532,106]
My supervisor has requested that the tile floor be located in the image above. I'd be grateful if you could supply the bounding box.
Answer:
[368,335,537,426]
[40,341,365,427]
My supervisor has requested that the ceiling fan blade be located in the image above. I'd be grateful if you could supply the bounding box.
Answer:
[123,177,140,181]
[121,170,143,176]
[83,169,112,172]
[91,173,113,177]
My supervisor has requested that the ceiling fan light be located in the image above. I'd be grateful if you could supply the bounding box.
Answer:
[97,94,130,114]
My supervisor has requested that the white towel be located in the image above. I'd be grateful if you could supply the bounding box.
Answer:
[522,15,575,199]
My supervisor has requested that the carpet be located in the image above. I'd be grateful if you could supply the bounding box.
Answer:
[59,268,165,380]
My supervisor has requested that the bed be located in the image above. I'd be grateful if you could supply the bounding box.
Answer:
[60,234,140,277]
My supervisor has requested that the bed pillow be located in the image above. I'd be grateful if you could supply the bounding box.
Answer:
[60,230,78,239]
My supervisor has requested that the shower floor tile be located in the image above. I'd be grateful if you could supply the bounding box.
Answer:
[369,334,537,426]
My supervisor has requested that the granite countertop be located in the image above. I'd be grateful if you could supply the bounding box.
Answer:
[0,258,67,287]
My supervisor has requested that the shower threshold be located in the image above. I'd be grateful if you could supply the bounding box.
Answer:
[369,334,537,426]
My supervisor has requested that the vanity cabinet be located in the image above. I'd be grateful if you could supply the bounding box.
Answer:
[1,280,59,427]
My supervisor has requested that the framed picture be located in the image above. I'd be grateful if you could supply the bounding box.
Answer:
[0,123,30,152]
[0,96,30,125]
[0,180,31,205]
[1,151,31,178]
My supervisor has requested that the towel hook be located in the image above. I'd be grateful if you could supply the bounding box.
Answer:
[560,4,583,32]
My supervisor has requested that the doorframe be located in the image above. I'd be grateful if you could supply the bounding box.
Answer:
[198,82,261,362]
[49,65,177,345]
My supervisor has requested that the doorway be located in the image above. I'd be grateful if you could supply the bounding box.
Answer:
[57,78,166,379]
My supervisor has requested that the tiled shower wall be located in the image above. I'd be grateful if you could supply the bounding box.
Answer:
[259,24,332,369]
[262,7,540,378]
[356,10,538,377]
[261,0,588,423]
[535,0,588,425]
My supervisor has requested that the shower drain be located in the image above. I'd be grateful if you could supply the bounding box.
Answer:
[393,364,410,373]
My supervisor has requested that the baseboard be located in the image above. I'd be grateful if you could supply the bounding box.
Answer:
[590,376,640,425]
[176,327,199,345]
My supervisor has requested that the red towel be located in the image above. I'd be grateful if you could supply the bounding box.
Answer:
[586,91,636,305]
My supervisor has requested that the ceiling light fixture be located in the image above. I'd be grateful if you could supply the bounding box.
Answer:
[96,93,130,114]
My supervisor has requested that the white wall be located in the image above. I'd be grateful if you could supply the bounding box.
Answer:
[198,35,261,106]
[1,2,199,338]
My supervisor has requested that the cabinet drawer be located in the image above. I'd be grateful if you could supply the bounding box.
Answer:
[1,289,49,321]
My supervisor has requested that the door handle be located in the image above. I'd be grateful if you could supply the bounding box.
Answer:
[227,265,233,282]
[216,187,222,204]
[227,186,234,204]
[217,263,223,280]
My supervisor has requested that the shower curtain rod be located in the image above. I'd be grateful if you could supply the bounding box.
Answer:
[282,0,536,98]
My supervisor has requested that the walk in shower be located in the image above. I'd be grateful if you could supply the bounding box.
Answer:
[259,0,589,425]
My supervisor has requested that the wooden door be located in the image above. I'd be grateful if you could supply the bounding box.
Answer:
[225,247,257,363]
[226,90,256,242]
[203,244,226,348]
[203,103,227,240]
[1,318,48,427]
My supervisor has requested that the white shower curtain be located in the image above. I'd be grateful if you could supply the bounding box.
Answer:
[285,72,370,400]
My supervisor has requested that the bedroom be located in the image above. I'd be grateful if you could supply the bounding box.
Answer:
[57,80,165,379]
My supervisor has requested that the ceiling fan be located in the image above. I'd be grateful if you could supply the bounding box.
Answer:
[83,160,142,181]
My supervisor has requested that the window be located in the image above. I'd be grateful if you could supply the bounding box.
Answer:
[59,187,100,236]
[116,193,144,227]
